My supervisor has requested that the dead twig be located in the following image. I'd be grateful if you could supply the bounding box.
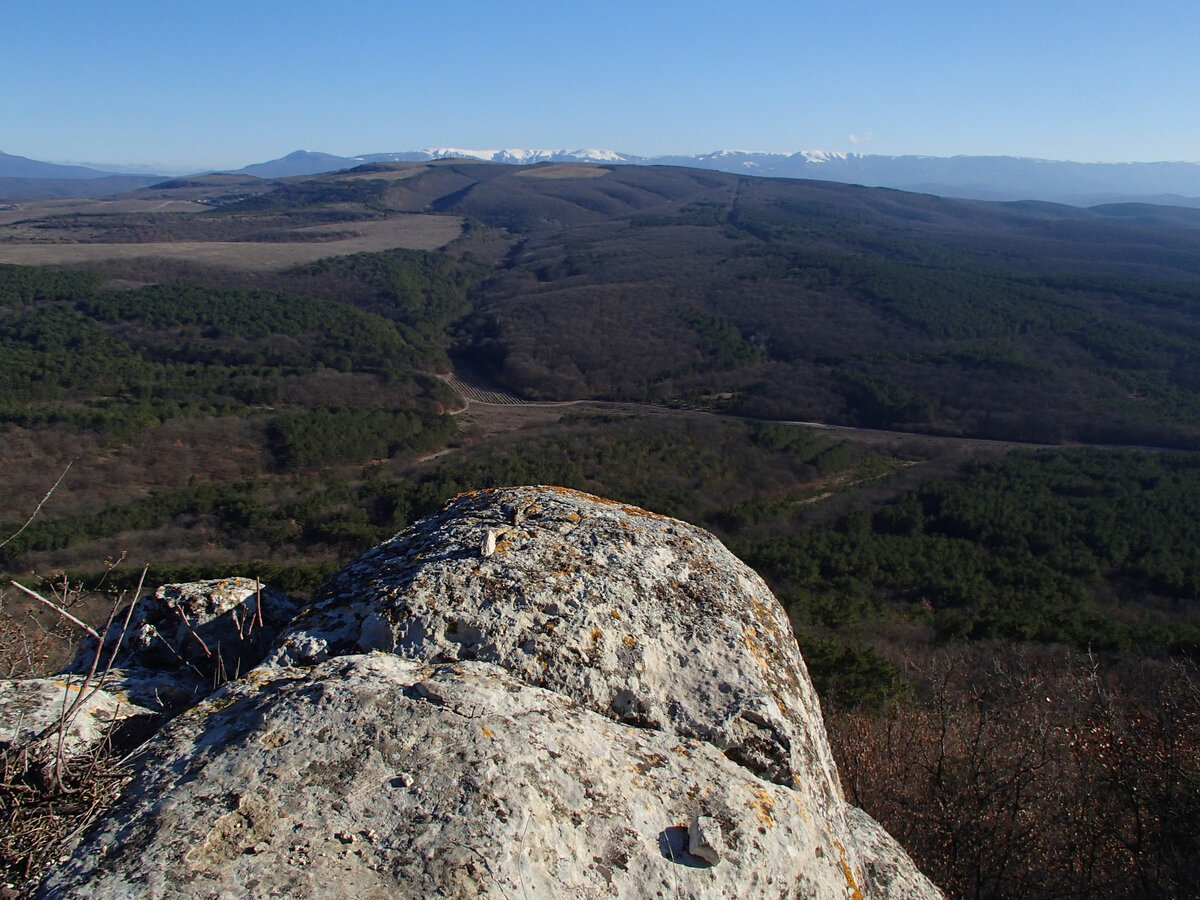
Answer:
[99,566,148,678]
[147,630,207,682]
[50,603,120,790]
[7,582,99,640]
[174,607,212,659]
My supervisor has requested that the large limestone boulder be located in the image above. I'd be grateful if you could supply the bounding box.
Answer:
[39,654,912,899]
[37,487,941,899]
[273,487,841,800]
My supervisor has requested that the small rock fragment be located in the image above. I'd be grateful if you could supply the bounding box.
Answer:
[688,815,725,866]
[481,529,497,557]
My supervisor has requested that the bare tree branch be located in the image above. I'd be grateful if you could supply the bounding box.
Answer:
[7,581,100,639]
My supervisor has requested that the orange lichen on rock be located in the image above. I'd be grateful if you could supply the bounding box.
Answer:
[834,839,865,900]
[748,786,777,827]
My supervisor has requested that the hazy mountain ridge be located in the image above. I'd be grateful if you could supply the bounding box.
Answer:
[0,174,165,201]
[0,150,121,179]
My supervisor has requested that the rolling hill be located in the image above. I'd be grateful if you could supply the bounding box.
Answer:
[4,159,1200,898]
[230,147,1200,204]
[6,159,1200,449]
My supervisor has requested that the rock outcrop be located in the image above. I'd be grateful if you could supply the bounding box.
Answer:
[32,486,941,899]
[2,579,297,767]
[273,486,843,801]
[0,677,155,762]
[68,577,300,713]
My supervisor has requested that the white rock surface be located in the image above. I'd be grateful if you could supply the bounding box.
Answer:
[38,654,889,899]
[273,488,842,801]
[0,677,154,761]
[846,807,947,900]
[36,486,942,899]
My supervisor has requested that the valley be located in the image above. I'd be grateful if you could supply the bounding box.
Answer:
[2,159,1199,896]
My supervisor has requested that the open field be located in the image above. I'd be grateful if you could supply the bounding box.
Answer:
[514,163,611,179]
[0,197,209,223]
[0,214,464,271]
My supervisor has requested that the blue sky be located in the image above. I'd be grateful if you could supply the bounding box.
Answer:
[5,0,1199,172]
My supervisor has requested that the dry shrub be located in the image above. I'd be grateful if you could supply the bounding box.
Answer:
[1,732,133,896]
[0,605,75,681]
[0,569,148,896]
[829,644,1200,899]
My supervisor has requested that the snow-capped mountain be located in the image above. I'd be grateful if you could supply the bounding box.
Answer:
[359,148,635,165]
[356,147,851,170]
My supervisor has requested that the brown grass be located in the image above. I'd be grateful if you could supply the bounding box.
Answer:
[0,197,206,226]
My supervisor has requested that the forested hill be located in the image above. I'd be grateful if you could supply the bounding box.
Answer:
[407,162,1200,448]
[7,159,1200,447]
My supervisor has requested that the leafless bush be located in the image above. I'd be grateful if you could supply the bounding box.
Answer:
[828,644,1200,899]
[0,566,147,895]
[0,598,77,681]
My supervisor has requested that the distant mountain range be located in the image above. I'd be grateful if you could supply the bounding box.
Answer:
[4,146,1200,206]
[241,149,1200,206]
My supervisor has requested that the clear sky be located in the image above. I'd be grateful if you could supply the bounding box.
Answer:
[5,0,1199,173]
